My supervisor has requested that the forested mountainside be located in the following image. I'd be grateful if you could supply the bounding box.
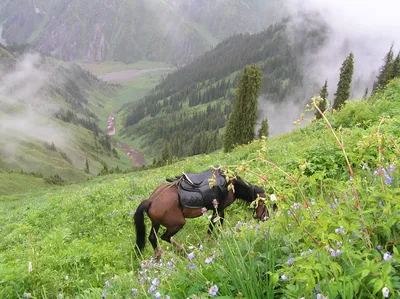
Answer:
[122,22,316,160]
[0,45,128,182]
[0,0,281,65]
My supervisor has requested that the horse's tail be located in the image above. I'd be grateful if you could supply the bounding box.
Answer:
[134,199,151,252]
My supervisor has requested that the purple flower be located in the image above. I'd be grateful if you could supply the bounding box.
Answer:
[187,252,195,260]
[198,244,203,251]
[166,296,170,299]
[152,278,160,286]
[167,261,173,269]
[102,291,107,298]
[281,275,289,281]
[337,242,342,247]
[383,252,392,261]
[139,278,145,285]
[208,285,218,296]
[148,285,157,294]
[105,280,110,287]
[188,263,196,269]
[132,289,138,296]
[335,226,345,234]
[201,207,207,216]
[389,164,396,172]
[154,292,161,299]
[205,257,214,264]
[286,258,294,265]
[336,250,343,255]
[377,245,382,251]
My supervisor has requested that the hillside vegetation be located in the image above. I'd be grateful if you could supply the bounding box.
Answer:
[122,22,308,160]
[1,79,399,298]
[0,0,281,65]
[0,45,134,191]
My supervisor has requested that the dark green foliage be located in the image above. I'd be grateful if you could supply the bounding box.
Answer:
[84,158,90,174]
[44,174,66,185]
[161,142,173,165]
[373,46,394,93]
[224,65,262,152]
[258,118,269,138]
[316,80,329,119]
[123,23,305,159]
[392,52,400,79]
[363,87,369,99]
[333,53,354,111]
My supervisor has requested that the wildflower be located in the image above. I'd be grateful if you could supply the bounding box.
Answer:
[382,287,390,298]
[132,289,138,296]
[311,199,316,206]
[281,275,289,281]
[105,280,110,287]
[148,285,157,293]
[23,293,32,299]
[65,275,68,280]
[205,257,214,264]
[201,207,207,216]
[187,252,195,260]
[291,203,300,210]
[208,285,218,296]
[198,244,203,251]
[212,199,219,208]
[154,292,161,299]
[152,278,160,286]
[377,245,382,251]
[270,194,277,202]
[28,262,33,273]
[383,252,393,261]
[335,226,345,234]
[166,296,170,299]
[286,258,294,265]
[389,164,396,172]
[329,248,337,256]
[337,242,342,247]
[336,250,343,255]
[188,263,196,269]
[58,294,63,299]
[316,294,327,299]
[139,278,145,284]
[308,249,313,254]
[167,261,173,269]
[102,291,107,298]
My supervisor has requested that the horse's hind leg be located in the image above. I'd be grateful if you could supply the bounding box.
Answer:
[149,223,162,257]
[161,219,186,254]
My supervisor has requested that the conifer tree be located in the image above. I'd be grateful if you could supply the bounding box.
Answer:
[316,80,329,119]
[333,53,354,111]
[161,142,172,165]
[373,46,394,93]
[224,64,262,152]
[258,118,269,138]
[84,158,90,174]
[363,87,369,99]
[392,52,400,79]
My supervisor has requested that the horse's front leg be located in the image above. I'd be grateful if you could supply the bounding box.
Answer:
[206,209,225,241]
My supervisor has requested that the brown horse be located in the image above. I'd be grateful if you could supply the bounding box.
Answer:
[134,170,269,256]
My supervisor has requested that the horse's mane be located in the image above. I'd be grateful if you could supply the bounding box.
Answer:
[234,175,264,203]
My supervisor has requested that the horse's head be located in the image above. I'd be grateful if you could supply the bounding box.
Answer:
[233,176,269,221]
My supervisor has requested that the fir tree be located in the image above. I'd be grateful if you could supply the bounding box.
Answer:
[363,87,369,100]
[258,118,269,138]
[224,64,262,152]
[161,142,172,165]
[373,46,394,93]
[333,53,354,111]
[84,158,90,174]
[392,52,400,79]
[316,80,329,119]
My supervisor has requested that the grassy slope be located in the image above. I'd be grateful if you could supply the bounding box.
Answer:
[0,79,399,297]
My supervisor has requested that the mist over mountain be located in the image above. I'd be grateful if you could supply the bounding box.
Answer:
[0,0,282,66]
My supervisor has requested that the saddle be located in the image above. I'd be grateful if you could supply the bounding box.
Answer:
[167,168,228,209]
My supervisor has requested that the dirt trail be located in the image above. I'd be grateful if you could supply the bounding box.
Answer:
[105,112,146,167]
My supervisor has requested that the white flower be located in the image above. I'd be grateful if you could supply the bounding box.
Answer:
[270,194,277,201]
[382,287,390,298]
[28,262,33,273]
